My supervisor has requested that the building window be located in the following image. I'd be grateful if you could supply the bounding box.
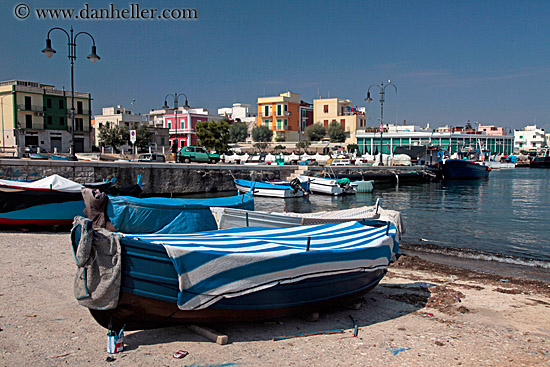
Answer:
[46,98,52,109]
[323,105,328,113]
[277,104,282,116]
[263,119,270,127]
[264,105,269,117]
[284,119,288,129]
[77,101,83,114]
[284,104,288,112]
[302,109,306,117]
[75,118,84,131]
[60,116,65,126]
[324,120,328,128]
[167,120,171,129]
[25,114,32,128]
[341,119,346,129]
[59,100,64,109]
[277,119,282,130]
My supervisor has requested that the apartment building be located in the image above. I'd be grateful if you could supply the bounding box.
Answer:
[0,80,92,154]
[514,125,547,153]
[257,91,313,141]
[313,97,366,144]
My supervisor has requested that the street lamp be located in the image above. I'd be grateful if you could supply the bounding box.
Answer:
[42,27,100,160]
[162,93,189,158]
[366,80,397,165]
[0,92,14,154]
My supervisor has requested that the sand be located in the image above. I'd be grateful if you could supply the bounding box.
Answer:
[0,231,549,367]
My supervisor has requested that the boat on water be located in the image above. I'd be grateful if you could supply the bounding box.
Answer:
[51,154,70,161]
[71,217,399,330]
[0,175,115,226]
[210,200,404,239]
[298,175,356,195]
[234,178,309,198]
[440,159,490,180]
[530,149,550,168]
[107,193,254,234]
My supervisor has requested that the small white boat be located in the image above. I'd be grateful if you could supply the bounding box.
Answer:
[210,199,405,239]
[234,179,308,198]
[75,153,101,161]
[298,175,356,195]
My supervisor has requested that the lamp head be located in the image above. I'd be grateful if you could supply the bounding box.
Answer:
[365,92,372,103]
[87,45,100,64]
[42,38,56,58]
[162,101,170,109]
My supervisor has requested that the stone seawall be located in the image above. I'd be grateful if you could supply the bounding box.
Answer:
[0,159,296,195]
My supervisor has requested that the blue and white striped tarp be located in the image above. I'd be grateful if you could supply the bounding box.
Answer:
[122,221,398,310]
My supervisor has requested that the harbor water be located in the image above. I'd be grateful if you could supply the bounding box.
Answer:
[245,168,550,277]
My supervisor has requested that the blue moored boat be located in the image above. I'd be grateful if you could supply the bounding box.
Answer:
[71,219,398,330]
[234,178,309,198]
[440,158,490,180]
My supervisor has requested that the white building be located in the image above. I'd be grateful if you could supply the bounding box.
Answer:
[514,125,547,153]
[218,103,257,141]
[93,105,145,148]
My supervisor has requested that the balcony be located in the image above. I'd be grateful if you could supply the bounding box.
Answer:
[17,104,44,112]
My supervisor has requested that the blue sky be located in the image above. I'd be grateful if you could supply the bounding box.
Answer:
[1,0,549,131]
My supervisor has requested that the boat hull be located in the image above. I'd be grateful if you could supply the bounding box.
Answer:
[530,156,550,168]
[441,159,490,179]
[298,176,355,195]
[235,179,304,198]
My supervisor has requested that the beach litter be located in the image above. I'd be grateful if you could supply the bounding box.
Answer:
[387,347,411,356]
[173,350,189,359]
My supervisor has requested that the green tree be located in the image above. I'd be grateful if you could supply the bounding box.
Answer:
[305,122,326,141]
[251,125,273,142]
[229,121,248,143]
[196,120,231,153]
[296,140,311,155]
[98,122,129,152]
[328,121,346,143]
[347,143,359,153]
[275,135,286,142]
[253,142,268,153]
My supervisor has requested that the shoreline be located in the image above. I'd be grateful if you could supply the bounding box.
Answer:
[1,231,549,366]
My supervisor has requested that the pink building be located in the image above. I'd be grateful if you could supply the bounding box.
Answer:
[478,124,506,136]
[149,107,225,149]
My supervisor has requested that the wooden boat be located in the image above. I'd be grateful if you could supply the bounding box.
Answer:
[0,175,114,226]
[440,159,490,180]
[210,200,405,239]
[71,219,399,330]
[530,150,550,168]
[234,178,308,198]
[75,152,101,161]
[51,154,70,161]
[28,153,50,160]
[107,193,254,234]
[298,175,356,195]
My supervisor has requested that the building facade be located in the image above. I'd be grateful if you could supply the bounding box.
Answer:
[257,91,313,142]
[93,105,145,149]
[357,124,514,156]
[313,97,366,144]
[0,80,92,154]
[218,103,257,142]
[149,107,225,149]
[514,125,547,153]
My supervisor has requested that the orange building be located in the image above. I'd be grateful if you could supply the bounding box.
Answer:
[257,91,312,141]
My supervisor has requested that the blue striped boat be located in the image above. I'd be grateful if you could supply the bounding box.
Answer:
[72,220,398,330]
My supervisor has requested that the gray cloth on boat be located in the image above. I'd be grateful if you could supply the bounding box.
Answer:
[81,187,110,229]
[72,216,121,310]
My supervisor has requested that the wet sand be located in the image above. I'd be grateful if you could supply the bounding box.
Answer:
[0,231,549,366]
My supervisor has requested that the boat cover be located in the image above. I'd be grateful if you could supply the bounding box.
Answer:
[234,179,293,190]
[122,221,398,310]
[0,174,83,192]
[108,194,254,234]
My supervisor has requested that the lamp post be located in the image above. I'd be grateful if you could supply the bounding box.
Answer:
[163,93,189,159]
[366,80,397,165]
[42,27,100,160]
[0,92,14,154]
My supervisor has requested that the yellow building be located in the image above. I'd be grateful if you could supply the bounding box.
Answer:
[257,91,313,142]
[313,98,366,144]
[0,80,92,155]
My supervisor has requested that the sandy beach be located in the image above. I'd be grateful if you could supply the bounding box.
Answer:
[1,230,549,367]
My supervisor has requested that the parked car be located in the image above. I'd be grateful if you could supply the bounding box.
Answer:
[136,153,166,163]
[177,146,220,163]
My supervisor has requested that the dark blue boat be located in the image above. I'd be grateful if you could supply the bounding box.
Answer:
[441,159,490,180]
[71,219,398,330]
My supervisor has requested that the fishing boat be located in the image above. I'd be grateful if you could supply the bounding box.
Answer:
[297,175,356,195]
[0,174,114,226]
[75,152,101,161]
[71,217,399,330]
[234,178,309,198]
[439,159,490,180]
[530,149,550,168]
[51,154,70,161]
[28,153,50,160]
[210,200,404,239]
[107,193,254,234]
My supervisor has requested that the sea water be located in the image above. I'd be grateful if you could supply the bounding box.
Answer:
[250,168,550,274]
